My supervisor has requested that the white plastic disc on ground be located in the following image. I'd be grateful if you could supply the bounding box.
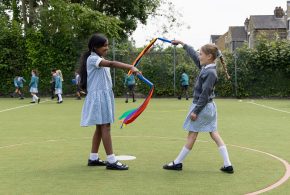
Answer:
[115,155,136,161]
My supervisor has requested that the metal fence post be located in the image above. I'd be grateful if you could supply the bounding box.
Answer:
[234,53,238,97]
[173,45,176,96]
[112,38,116,87]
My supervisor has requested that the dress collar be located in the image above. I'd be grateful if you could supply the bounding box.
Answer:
[204,63,216,69]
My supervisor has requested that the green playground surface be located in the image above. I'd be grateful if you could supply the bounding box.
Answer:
[0,98,289,194]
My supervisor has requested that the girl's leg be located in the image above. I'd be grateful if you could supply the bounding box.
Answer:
[31,93,35,102]
[31,93,39,103]
[174,132,198,164]
[19,89,24,99]
[164,132,198,170]
[91,125,102,154]
[210,131,232,167]
[100,124,113,155]
[125,88,129,103]
[88,125,106,166]
[100,124,128,170]
[57,94,63,102]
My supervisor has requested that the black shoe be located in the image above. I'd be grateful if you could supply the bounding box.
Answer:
[20,97,24,100]
[87,159,107,166]
[30,101,35,103]
[51,96,54,100]
[133,99,136,102]
[186,98,189,100]
[125,100,128,103]
[220,165,234,174]
[177,97,181,100]
[106,161,129,170]
[163,161,183,171]
[57,101,63,104]
[38,98,40,104]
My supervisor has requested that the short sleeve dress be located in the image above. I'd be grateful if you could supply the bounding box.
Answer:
[80,52,114,126]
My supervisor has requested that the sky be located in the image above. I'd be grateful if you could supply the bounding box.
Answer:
[130,0,289,48]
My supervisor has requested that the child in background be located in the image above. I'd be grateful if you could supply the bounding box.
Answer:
[124,74,136,103]
[75,72,82,100]
[11,76,26,99]
[163,40,234,174]
[29,70,40,103]
[178,70,189,100]
[50,69,57,99]
[79,33,139,170]
[55,70,63,104]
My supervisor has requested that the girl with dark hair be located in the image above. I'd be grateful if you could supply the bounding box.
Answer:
[163,40,234,174]
[80,33,139,170]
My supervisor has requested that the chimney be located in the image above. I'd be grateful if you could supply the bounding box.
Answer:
[244,18,249,31]
[274,6,285,18]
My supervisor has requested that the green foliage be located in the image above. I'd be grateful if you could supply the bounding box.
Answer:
[217,39,290,97]
[71,0,161,35]
[0,0,122,96]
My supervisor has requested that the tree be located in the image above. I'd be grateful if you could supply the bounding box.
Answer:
[69,0,161,35]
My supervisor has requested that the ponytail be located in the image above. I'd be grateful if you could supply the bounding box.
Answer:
[79,51,90,91]
[216,50,230,80]
[219,55,230,80]
[79,33,108,91]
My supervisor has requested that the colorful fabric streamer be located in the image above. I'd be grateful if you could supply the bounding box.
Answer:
[119,37,172,128]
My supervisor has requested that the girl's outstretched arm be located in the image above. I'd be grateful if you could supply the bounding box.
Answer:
[172,40,201,70]
[100,60,139,74]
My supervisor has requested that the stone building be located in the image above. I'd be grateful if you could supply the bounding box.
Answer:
[245,6,287,48]
[211,1,290,51]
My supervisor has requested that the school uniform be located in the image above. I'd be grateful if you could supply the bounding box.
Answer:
[15,77,26,88]
[75,74,81,92]
[54,75,62,94]
[81,52,114,126]
[182,44,217,132]
[29,75,39,93]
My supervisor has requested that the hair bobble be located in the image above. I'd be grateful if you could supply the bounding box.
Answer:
[216,50,223,58]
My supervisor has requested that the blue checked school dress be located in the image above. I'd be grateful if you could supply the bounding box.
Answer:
[29,75,39,93]
[80,52,114,126]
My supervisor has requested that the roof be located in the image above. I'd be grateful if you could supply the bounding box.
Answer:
[250,15,286,29]
[210,35,221,43]
[228,26,247,42]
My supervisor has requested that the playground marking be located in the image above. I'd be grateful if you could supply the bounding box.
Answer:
[0,99,50,113]
[248,101,290,114]
[0,135,289,195]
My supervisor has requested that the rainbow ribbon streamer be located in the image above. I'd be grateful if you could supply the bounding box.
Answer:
[119,37,172,128]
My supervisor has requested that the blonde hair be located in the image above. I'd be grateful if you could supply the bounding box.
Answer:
[56,70,64,81]
[201,44,230,80]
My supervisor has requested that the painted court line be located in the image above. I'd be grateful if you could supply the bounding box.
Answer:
[229,144,290,195]
[247,101,290,114]
[0,99,50,113]
[0,136,289,194]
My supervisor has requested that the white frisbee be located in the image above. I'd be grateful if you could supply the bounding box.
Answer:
[115,155,136,161]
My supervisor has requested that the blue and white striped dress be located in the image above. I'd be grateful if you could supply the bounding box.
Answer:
[80,52,114,126]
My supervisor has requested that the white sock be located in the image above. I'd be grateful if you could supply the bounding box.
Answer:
[173,146,191,164]
[58,94,63,102]
[32,96,35,102]
[107,154,117,164]
[218,145,232,167]
[33,94,38,100]
[89,153,99,161]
